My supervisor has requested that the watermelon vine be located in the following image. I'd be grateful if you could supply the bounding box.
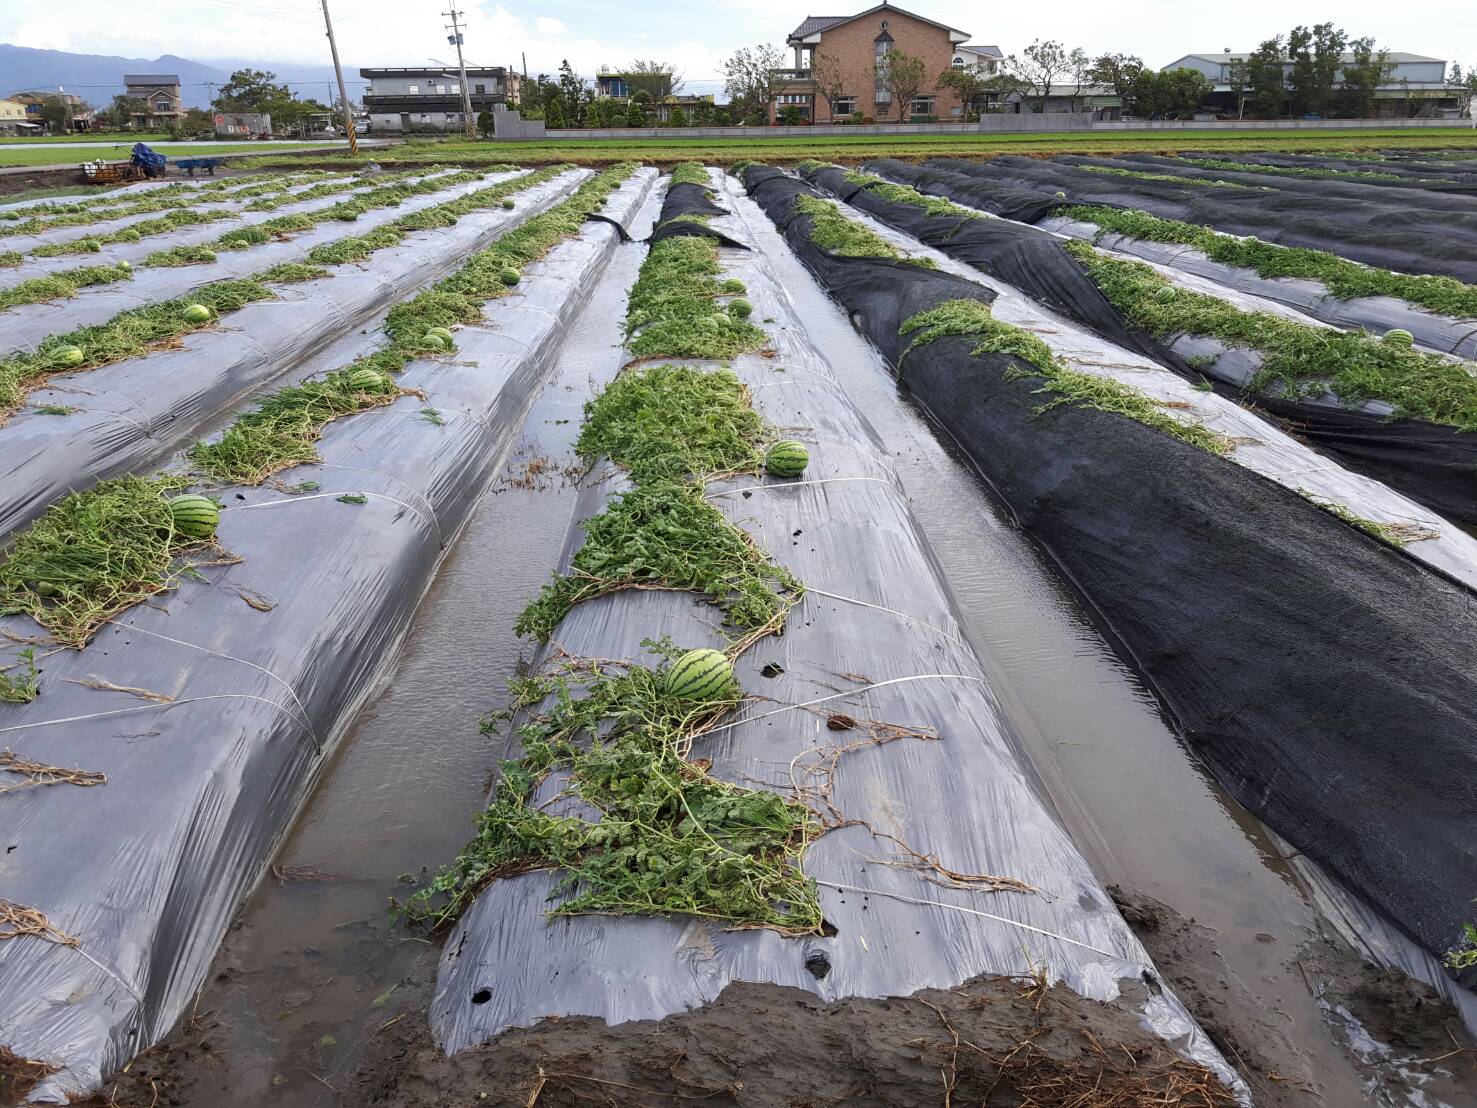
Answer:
[403,173,824,935]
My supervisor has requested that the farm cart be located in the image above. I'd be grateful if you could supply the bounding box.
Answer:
[80,159,146,184]
[175,156,227,176]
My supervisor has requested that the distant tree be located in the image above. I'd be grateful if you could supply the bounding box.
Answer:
[692,100,713,125]
[875,48,928,121]
[810,49,853,119]
[1086,53,1145,102]
[1287,23,1346,116]
[1246,37,1287,118]
[181,107,213,132]
[722,43,787,122]
[1127,68,1212,118]
[1338,38,1393,117]
[213,68,317,128]
[544,97,565,129]
[37,96,72,133]
[938,61,999,118]
[1225,58,1250,119]
[713,105,732,126]
[667,106,688,127]
[624,98,646,126]
[1065,47,1093,111]
[1005,39,1076,113]
[1452,63,1477,118]
[477,108,494,136]
[556,59,588,123]
[625,59,682,101]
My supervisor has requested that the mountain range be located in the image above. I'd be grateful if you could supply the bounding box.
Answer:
[0,43,362,109]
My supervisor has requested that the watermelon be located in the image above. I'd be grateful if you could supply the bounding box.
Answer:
[421,331,450,351]
[82,239,102,253]
[347,367,394,393]
[1383,329,1414,347]
[666,648,735,702]
[427,326,455,346]
[728,299,753,320]
[182,303,213,324]
[501,199,515,210]
[167,494,220,539]
[52,346,85,368]
[117,260,131,271]
[720,278,747,294]
[1152,286,1178,303]
[1054,191,1067,199]
[116,230,142,243]
[765,440,808,478]
[499,266,521,286]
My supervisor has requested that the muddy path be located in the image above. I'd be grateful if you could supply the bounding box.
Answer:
[62,170,1477,1108]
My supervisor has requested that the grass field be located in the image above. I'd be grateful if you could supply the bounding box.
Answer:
[252,127,1477,168]
[0,142,328,168]
[0,132,171,145]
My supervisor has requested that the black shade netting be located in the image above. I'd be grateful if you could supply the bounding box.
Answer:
[647,180,748,249]
[742,162,1477,974]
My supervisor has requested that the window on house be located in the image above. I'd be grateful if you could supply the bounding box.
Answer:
[449,83,459,93]
[910,97,936,115]
[474,83,486,94]
[408,84,419,94]
[953,56,964,68]
[834,96,856,115]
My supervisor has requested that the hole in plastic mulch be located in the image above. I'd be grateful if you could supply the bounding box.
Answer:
[471,987,492,1005]
[804,951,832,979]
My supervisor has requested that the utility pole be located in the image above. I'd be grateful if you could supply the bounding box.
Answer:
[443,8,478,139]
[319,0,358,154]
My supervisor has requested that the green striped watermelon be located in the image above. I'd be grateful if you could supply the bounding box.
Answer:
[765,440,808,479]
[427,326,455,346]
[499,266,522,286]
[666,648,735,702]
[182,303,213,324]
[501,199,515,209]
[720,278,747,294]
[52,346,85,369]
[728,299,753,320]
[168,494,220,539]
[347,367,393,393]
[1383,329,1414,347]
[117,260,131,271]
[421,331,450,352]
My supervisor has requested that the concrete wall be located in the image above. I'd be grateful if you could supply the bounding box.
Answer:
[492,110,546,140]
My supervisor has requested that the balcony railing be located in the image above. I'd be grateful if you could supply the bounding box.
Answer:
[772,68,813,81]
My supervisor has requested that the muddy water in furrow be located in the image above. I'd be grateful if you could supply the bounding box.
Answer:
[96,187,667,1108]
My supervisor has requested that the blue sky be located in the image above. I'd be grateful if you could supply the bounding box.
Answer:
[4,0,1473,97]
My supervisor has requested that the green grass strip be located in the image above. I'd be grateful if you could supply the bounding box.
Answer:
[31,208,240,259]
[1178,156,1437,184]
[668,162,711,187]
[399,654,821,933]
[625,236,768,358]
[0,265,327,414]
[1061,204,1477,320]
[1074,164,1270,191]
[901,298,1231,454]
[0,263,134,310]
[841,167,980,220]
[0,251,20,267]
[0,188,241,239]
[241,167,430,211]
[0,646,39,703]
[794,192,938,266]
[1063,240,1477,430]
[0,474,206,647]
[187,368,405,484]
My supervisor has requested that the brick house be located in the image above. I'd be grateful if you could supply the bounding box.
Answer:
[771,2,973,123]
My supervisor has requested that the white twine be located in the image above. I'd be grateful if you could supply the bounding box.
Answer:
[705,476,891,499]
[802,587,968,651]
[221,490,438,536]
[117,625,317,746]
[694,673,984,739]
[815,880,1118,959]
[0,693,311,739]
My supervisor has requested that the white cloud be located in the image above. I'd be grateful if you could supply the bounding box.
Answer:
[534,16,567,34]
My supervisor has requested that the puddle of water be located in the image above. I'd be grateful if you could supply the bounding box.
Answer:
[140,188,664,1107]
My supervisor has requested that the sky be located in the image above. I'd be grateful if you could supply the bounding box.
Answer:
[4,0,1474,98]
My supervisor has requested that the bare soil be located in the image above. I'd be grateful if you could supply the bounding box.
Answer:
[86,970,1242,1108]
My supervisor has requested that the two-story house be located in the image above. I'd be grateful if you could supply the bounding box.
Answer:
[1161,51,1458,117]
[771,2,975,123]
[360,66,515,132]
[0,98,32,135]
[594,66,714,122]
[124,75,184,129]
[7,90,92,132]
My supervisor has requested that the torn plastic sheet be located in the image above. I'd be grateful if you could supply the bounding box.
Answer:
[0,167,658,1104]
[741,163,1477,975]
[0,170,429,287]
[857,161,1477,524]
[925,156,1477,285]
[430,170,1244,1100]
[0,169,527,354]
[0,169,589,546]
